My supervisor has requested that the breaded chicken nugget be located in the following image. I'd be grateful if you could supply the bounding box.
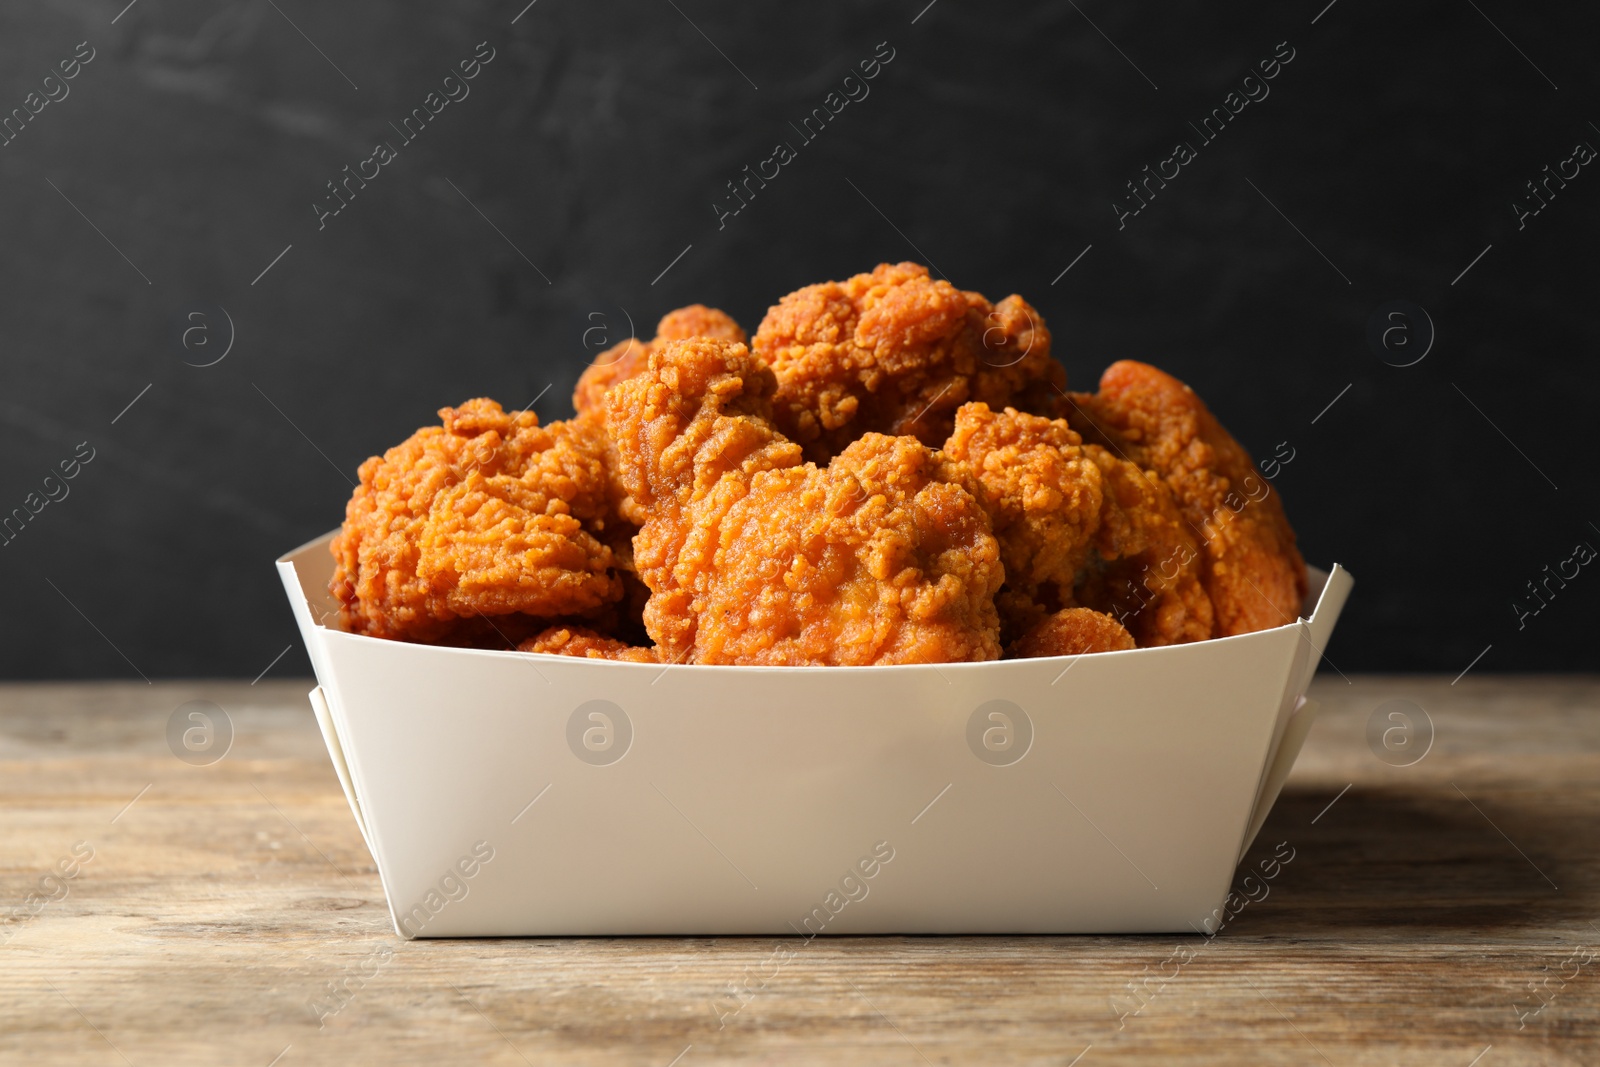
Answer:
[944,403,1103,641]
[752,262,1063,461]
[573,305,746,416]
[518,625,658,662]
[604,338,1004,665]
[330,399,625,642]
[946,402,1212,646]
[1075,445,1214,646]
[1064,361,1306,636]
[1009,607,1136,658]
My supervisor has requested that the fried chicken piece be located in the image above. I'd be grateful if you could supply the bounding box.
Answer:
[1074,448,1214,646]
[945,403,1212,647]
[566,406,648,566]
[1064,361,1306,636]
[605,338,1004,665]
[572,305,746,416]
[574,305,749,536]
[1009,608,1136,658]
[330,399,626,643]
[518,625,658,662]
[944,403,1103,642]
[752,262,1064,461]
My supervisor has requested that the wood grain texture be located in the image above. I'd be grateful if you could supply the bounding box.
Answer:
[0,677,1596,1065]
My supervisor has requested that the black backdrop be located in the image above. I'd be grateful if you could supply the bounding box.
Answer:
[1,0,1593,680]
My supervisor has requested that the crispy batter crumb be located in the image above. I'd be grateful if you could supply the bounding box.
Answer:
[605,338,1004,665]
[330,399,626,643]
[1064,361,1306,637]
[573,305,746,416]
[753,263,1064,461]
[1009,608,1137,658]
[518,626,658,662]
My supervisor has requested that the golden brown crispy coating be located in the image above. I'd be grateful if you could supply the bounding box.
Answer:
[1009,608,1136,658]
[330,399,626,643]
[336,271,1301,662]
[1074,447,1214,646]
[604,334,798,513]
[657,304,748,345]
[944,403,1103,641]
[752,262,1064,461]
[565,406,646,552]
[946,403,1212,647]
[573,338,649,420]
[604,338,1004,665]
[518,625,658,662]
[572,305,746,416]
[1064,360,1306,636]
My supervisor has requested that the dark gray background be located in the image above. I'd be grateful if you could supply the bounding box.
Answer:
[1,0,1592,680]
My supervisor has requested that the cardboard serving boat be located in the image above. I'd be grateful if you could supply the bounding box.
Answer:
[278,531,1351,937]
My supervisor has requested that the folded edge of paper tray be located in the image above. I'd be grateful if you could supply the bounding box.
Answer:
[308,685,372,857]
[1236,563,1354,862]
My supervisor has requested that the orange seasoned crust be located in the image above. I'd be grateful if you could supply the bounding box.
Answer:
[573,305,746,416]
[330,399,627,643]
[1009,607,1136,658]
[753,262,1064,461]
[1064,361,1306,636]
[946,403,1212,647]
[1073,445,1214,646]
[518,625,657,662]
[605,337,1004,665]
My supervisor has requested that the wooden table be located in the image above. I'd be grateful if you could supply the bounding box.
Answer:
[1,677,1596,1065]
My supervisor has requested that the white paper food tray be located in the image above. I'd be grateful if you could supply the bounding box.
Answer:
[277,531,1351,937]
